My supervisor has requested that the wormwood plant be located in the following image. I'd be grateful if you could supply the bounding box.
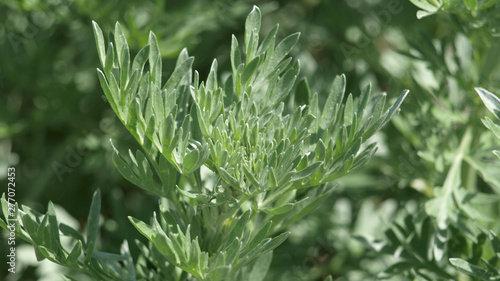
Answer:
[1,6,408,280]
[447,88,500,280]
[349,1,500,280]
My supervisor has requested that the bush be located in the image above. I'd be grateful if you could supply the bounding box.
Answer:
[2,1,500,280]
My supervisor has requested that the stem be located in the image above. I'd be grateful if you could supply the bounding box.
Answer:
[260,184,293,208]
[443,126,472,198]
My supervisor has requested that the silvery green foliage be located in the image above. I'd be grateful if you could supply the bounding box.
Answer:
[353,1,500,277]
[91,6,407,280]
[446,88,500,281]
[477,87,500,160]
[0,190,136,281]
[93,6,408,280]
[1,6,408,281]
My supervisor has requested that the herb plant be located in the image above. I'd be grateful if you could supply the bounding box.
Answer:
[1,6,408,280]
[346,1,500,280]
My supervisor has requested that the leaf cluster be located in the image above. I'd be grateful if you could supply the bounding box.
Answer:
[88,6,408,280]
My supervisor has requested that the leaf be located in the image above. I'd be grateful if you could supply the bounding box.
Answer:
[449,258,493,279]
[128,216,155,241]
[104,42,114,77]
[321,74,345,129]
[92,251,127,261]
[176,186,211,202]
[259,232,290,254]
[66,240,82,265]
[149,31,162,86]
[114,22,127,66]
[409,0,441,12]
[295,78,310,106]
[463,0,477,10]
[490,231,500,259]
[219,167,240,188]
[464,155,500,193]
[183,149,199,173]
[60,223,85,245]
[248,251,273,281]
[61,275,80,281]
[164,57,194,93]
[131,45,150,75]
[476,87,500,120]
[382,90,410,125]
[47,202,64,259]
[206,266,232,281]
[242,164,260,187]
[245,6,261,61]
[86,189,101,257]
[344,94,354,126]
[261,203,295,215]
[494,150,500,160]
[290,162,323,182]
[92,21,106,67]
[227,211,250,241]
[482,117,500,139]
[269,32,300,70]
[257,24,278,57]
[110,141,142,187]
[97,69,120,116]
[231,35,242,75]
[242,56,261,87]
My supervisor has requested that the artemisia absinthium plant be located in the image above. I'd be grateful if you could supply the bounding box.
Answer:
[1,6,408,280]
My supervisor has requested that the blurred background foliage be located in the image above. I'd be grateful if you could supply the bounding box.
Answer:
[1,0,500,280]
